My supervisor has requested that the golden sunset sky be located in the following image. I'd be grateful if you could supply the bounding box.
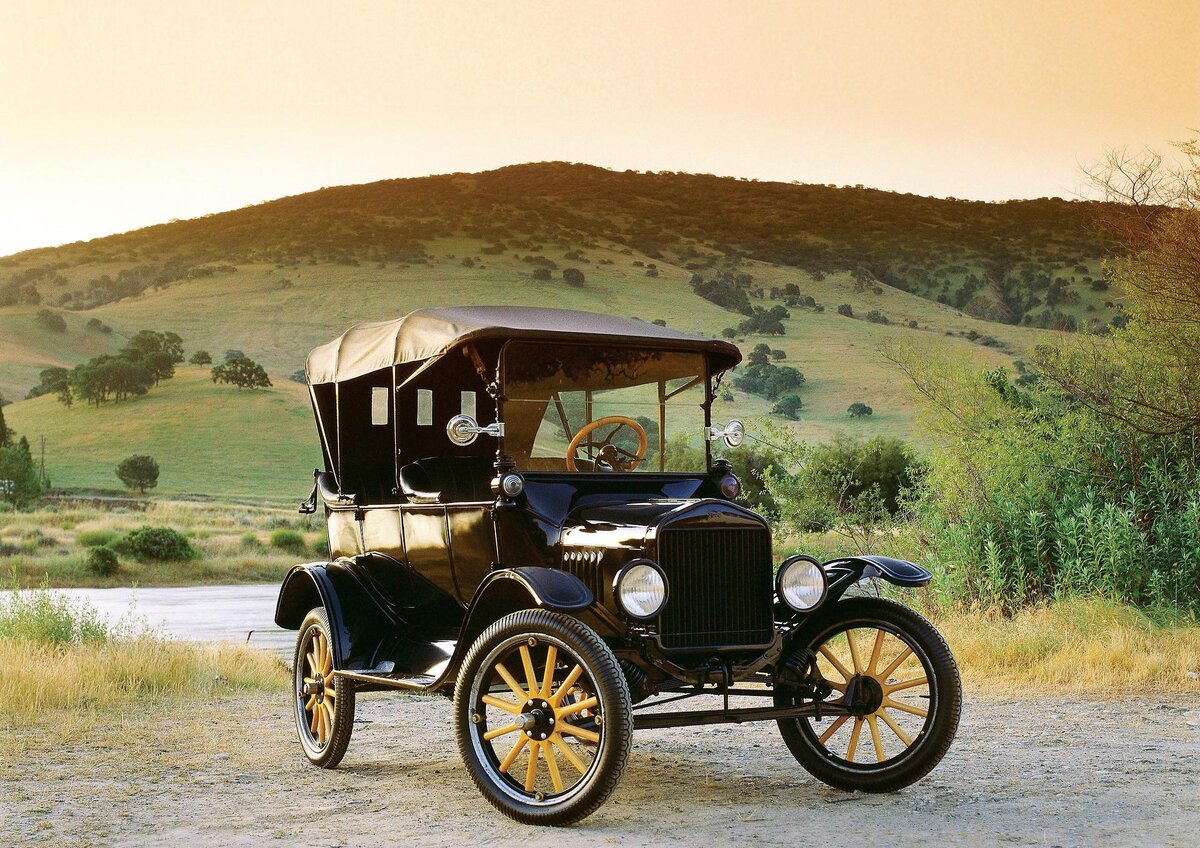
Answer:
[1,0,1196,256]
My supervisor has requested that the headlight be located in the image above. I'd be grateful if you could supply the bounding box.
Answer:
[777,555,828,612]
[719,472,741,499]
[614,560,667,620]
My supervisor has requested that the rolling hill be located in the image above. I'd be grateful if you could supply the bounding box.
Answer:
[0,163,1126,498]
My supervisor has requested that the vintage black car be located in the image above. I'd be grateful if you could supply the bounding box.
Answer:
[275,306,961,825]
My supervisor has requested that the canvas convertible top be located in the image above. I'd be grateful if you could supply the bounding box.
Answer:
[305,305,742,384]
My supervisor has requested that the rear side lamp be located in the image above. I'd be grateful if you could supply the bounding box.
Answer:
[493,471,525,498]
[614,560,668,620]
[777,555,828,612]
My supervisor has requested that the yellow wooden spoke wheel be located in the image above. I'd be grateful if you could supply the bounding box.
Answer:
[455,610,632,826]
[774,597,960,793]
[292,607,355,769]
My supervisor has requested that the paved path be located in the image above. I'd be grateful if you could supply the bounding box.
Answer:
[41,584,293,653]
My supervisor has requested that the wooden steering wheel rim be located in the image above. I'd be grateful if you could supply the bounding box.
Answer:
[565,415,648,471]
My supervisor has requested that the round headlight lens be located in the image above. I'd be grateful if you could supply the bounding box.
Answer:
[719,473,741,499]
[499,472,525,497]
[723,419,745,448]
[778,557,827,612]
[615,562,667,619]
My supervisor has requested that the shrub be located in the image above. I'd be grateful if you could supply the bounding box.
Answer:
[240,531,262,548]
[837,304,854,318]
[77,529,119,548]
[86,546,120,576]
[0,586,109,645]
[532,267,551,281]
[189,350,212,365]
[848,402,874,417]
[122,526,196,561]
[35,309,67,332]
[562,267,585,285]
[270,529,307,555]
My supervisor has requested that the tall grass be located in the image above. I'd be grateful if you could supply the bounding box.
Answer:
[0,585,284,719]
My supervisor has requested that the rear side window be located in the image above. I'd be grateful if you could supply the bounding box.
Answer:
[370,387,389,426]
[416,389,433,426]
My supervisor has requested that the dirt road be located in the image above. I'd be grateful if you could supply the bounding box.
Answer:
[6,691,1199,847]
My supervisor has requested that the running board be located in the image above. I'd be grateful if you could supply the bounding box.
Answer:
[335,669,442,692]
[634,703,850,730]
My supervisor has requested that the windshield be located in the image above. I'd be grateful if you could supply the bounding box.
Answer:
[501,342,710,473]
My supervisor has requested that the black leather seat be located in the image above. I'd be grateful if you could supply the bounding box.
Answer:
[398,457,493,504]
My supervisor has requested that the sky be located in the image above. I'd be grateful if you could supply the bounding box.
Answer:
[1,0,1196,256]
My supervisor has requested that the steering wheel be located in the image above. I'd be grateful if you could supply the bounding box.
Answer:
[565,416,648,472]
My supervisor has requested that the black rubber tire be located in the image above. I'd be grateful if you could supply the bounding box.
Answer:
[775,597,960,792]
[453,609,633,826]
[293,607,355,769]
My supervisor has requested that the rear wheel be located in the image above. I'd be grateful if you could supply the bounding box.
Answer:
[774,597,960,792]
[454,609,632,825]
[293,607,355,768]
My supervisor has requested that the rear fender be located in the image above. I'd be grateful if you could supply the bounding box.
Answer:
[274,561,397,670]
[822,555,932,602]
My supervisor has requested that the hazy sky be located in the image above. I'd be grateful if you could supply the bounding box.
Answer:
[1,0,1196,256]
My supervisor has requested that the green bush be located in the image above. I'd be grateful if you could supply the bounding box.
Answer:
[86,546,120,576]
[0,585,109,645]
[312,530,329,557]
[240,531,262,548]
[270,529,307,555]
[121,526,197,561]
[77,529,119,548]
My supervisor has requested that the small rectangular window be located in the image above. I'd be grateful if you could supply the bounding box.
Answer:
[460,390,476,419]
[416,389,433,426]
[370,387,389,426]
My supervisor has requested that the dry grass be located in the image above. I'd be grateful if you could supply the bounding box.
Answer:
[1,637,285,721]
[935,598,1200,694]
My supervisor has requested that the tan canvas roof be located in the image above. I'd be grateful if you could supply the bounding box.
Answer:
[305,306,742,384]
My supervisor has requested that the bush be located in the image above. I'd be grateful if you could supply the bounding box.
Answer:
[848,402,874,417]
[270,529,307,555]
[0,586,109,645]
[86,546,120,576]
[562,267,585,285]
[35,309,67,332]
[240,531,262,549]
[837,304,854,318]
[189,350,212,365]
[77,529,119,548]
[122,526,196,561]
[532,267,551,281]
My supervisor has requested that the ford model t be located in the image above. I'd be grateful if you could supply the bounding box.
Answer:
[275,306,961,824]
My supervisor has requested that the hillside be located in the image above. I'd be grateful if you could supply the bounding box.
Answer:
[0,163,1124,497]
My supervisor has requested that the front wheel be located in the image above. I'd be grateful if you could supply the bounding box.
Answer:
[774,597,961,792]
[453,609,633,825]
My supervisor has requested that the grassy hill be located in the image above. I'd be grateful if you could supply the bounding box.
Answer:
[0,163,1125,497]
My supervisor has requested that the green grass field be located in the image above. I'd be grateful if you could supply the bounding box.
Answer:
[1,242,1069,497]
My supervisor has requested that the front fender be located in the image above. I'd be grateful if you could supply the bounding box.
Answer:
[446,567,594,677]
[823,555,932,602]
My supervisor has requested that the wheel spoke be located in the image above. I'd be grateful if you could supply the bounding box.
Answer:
[543,742,564,792]
[494,662,528,701]
[868,715,885,762]
[845,717,864,762]
[867,629,886,675]
[304,695,316,711]
[519,645,539,696]
[325,687,336,700]
[559,722,600,743]
[817,714,849,744]
[309,706,320,735]
[524,741,540,791]
[482,694,523,715]
[885,675,928,694]
[306,651,318,675]
[846,630,864,674]
[551,735,588,773]
[818,646,853,682]
[557,695,598,718]
[885,698,928,718]
[879,646,914,681]
[483,723,520,741]
[498,735,528,773]
[540,645,558,699]
[550,664,584,706]
[879,709,914,746]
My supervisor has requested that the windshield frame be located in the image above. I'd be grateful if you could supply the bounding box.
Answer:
[496,339,715,475]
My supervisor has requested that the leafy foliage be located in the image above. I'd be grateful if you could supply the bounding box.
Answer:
[0,436,43,506]
[116,455,159,494]
[848,402,873,417]
[86,546,120,576]
[211,356,271,389]
[121,526,197,561]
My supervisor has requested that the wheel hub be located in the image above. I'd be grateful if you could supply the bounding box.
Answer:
[520,698,556,740]
[844,674,884,716]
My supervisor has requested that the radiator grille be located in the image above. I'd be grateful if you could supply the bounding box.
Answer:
[656,526,774,650]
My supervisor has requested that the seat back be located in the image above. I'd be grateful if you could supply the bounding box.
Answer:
[398,457,494,504]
